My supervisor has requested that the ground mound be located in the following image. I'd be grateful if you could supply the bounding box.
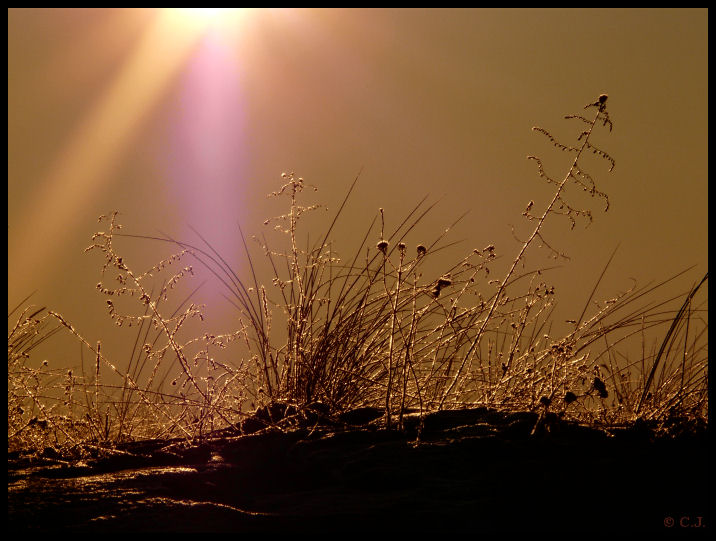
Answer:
[8,407,709,533]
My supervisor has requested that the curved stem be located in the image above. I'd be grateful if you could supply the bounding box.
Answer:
[438,105,605,409]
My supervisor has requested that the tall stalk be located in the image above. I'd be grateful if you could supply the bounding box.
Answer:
[439,94,615,409]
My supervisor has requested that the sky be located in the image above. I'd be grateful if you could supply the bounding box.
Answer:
[8,8,708,371]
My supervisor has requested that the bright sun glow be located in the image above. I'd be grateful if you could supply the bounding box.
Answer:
[167,8,244,33]
[182,8,225,18]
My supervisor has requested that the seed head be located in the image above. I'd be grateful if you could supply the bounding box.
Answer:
[416,244,427,257]
[437,275,452,288]
[431,275,452,298]
[377,240,389,253]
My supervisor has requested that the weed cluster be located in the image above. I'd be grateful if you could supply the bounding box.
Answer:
[8,95,707,455]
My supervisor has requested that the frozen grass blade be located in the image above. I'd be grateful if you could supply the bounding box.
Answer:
[636,272,708,415]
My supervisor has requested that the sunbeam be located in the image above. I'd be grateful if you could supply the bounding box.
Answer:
[9,9,218,296]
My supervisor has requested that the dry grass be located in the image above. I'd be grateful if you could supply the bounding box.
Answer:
[8,94,707,457]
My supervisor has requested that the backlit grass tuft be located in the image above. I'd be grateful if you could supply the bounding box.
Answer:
[8,95,707,457]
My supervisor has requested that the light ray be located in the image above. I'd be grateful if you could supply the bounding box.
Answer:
[162,30,248,309]
[9,9,209,296]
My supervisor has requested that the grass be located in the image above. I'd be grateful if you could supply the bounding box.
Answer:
[8,94,708,458]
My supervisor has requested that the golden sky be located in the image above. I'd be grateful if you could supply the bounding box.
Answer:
[8,8,708,366]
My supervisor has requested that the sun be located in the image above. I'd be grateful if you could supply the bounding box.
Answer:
[167,8,244,31]
[176,8,230,20]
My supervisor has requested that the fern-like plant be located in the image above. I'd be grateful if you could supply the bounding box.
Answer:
[439,94,616,408]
